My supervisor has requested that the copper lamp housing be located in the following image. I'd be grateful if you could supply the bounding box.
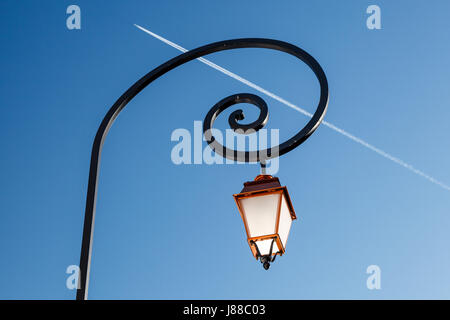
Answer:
[233,175,297,269]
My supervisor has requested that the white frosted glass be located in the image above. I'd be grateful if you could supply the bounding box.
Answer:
[277,194,293,249]
[240,193,280,238]
[254,239,277,256]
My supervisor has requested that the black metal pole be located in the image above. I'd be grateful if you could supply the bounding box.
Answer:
[76,38,328,299]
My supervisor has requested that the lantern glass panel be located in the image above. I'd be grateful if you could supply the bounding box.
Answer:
[278,194,293,249]
[239,193,280,238]
[254,238,277,256]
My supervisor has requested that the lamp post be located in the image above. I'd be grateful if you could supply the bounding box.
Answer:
[76,38,328,300]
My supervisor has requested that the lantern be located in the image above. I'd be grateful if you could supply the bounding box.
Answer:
[233,175,297,269]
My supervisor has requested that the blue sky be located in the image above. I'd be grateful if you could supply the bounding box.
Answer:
[1,0,449,299]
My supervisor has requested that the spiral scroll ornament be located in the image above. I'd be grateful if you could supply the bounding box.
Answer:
[201,40,329,165]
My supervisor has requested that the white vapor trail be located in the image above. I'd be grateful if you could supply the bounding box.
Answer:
[134,24,450,192]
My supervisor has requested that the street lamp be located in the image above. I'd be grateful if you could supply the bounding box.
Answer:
[77,38,328,299]
[234,175,296,270]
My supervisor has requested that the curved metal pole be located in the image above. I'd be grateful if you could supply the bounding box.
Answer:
[76,38,329,300]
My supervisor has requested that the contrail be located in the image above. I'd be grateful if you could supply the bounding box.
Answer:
[134,24,450,192]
